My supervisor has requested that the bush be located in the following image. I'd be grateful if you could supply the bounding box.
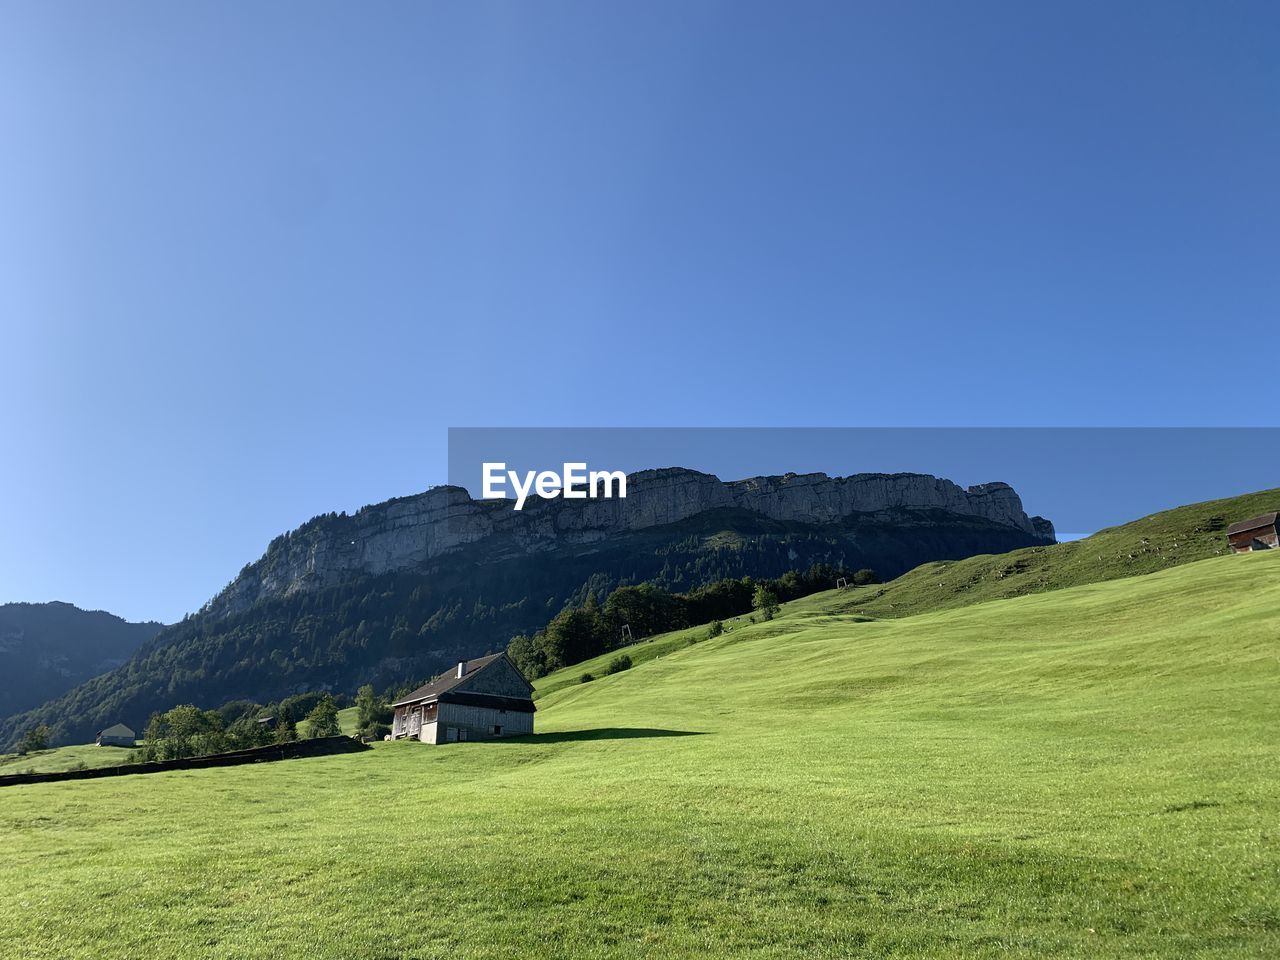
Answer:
[215,699,263,726]
[355,685,393,731]
[360,722,391,742]
[141,705,227,760]
[304,695,341,739]
[853,568,880,586]
[226,716,273,750]
[579,672,595,684]
[16,724,51,756]
[274,705,298,744]
[707,620,724,639]
[606,655,632,675]
[278,691,328,720]
[752,585,780,621]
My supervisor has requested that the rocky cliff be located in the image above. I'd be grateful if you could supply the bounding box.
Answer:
[210,469,1053,618]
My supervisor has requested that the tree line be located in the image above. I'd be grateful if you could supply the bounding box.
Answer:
[130,685,395,762]
[507,564,878,679]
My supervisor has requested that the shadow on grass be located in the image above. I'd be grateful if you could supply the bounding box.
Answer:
[505,727,705,744]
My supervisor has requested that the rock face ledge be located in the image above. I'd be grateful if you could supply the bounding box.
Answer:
[209,468,1054,618]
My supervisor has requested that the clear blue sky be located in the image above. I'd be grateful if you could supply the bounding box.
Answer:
[1,2,1276,622]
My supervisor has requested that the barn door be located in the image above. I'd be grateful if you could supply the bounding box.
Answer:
[446,726,458,743]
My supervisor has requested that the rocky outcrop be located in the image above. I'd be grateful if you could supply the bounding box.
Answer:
[208,469,1053,618]
[1030,515,1056,542]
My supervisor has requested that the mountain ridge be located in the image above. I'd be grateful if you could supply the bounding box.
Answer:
[209,468,1053,618]
[0,602,164,720]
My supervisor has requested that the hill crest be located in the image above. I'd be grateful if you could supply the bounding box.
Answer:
[210,468,1052,618]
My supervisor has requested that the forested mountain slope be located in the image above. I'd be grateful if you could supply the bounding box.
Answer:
[0,602,162,721]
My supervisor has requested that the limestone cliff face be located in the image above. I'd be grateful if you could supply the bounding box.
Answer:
[208,469,1053,618]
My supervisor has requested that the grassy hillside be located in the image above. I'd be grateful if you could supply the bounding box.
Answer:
[0,742,135,775]
[296,705,360,739]
[824,486,1279,620]
[1,549,1277,958]
[532,609,764,699]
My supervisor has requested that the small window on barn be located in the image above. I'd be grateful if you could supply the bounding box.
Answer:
[492,725,502,735]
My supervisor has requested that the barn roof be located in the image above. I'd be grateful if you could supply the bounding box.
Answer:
[1226,512,1278,537]
[391,653,506,707]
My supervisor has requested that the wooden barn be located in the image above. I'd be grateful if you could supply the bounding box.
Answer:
[391,653,535,744]
[1226,512,1279,554]
[96,723,135,747]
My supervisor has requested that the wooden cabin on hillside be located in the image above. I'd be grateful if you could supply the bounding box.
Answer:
[96,723,135,747]
[1226,513,1279,554]
[391,653,535,744]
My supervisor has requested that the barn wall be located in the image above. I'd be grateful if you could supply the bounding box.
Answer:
[437,702,534,741]
[1229,527,1279,553]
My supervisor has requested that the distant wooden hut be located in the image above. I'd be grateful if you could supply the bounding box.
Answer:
[96,723,135,747]
[1226,513,1279,554]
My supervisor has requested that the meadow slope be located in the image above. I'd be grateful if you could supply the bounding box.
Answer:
[2,550,1277,959]
[0,742,137,775]
[830,486,1280,620]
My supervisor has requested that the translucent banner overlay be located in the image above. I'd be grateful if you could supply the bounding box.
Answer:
[447,428,1280,539]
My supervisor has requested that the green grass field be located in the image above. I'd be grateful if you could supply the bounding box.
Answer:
[833,486,1280,621]
[2,545,1276,958]
[295,705,361,739]
[0,741,136,775]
